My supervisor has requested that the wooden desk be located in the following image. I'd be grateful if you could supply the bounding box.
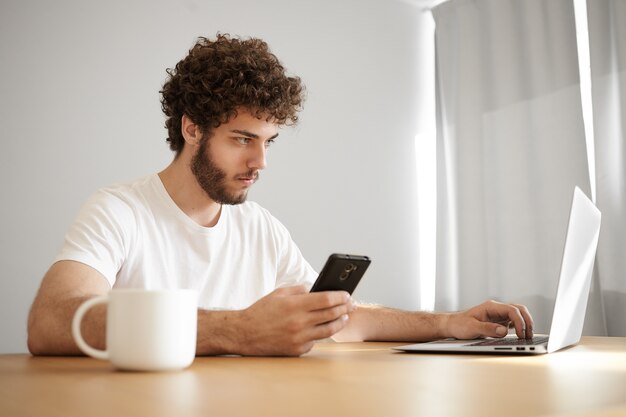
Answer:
[1,337,625,417]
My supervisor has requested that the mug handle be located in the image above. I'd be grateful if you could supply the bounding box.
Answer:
[71,295,109,360]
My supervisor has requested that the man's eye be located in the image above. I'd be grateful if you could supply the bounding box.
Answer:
[265,139,275,148]
[236,138,251,145]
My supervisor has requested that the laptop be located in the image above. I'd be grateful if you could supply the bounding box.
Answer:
[394,186,601,355]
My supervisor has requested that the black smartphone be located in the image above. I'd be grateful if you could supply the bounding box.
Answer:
[310,253,371,294]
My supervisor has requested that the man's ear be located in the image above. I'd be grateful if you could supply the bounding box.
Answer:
[181,115,202,146]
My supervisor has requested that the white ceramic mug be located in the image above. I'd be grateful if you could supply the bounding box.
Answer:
[72,289,198,371]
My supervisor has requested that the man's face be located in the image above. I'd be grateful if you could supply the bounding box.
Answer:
[191,111,279,205]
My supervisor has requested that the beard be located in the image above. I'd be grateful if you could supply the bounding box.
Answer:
[191,137,258,205]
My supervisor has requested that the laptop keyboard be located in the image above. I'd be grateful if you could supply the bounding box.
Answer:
[469,335,549,347]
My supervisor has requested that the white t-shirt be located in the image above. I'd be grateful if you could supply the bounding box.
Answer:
[54,174,317,310]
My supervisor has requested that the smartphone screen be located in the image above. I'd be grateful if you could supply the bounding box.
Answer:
[310,254,371,294]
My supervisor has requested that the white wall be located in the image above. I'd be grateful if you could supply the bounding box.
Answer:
[0,0,433,353]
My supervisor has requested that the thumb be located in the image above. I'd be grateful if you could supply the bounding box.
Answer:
[478,321,509,338]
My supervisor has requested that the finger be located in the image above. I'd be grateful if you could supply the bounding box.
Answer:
[480,301,528,339]
[501,305,526,339]
[297,291,351,311]
[479,302,524,339]
[513,304,534,339]
[473,320,509,339]
[307,314,350,341]
[307,303,353,326]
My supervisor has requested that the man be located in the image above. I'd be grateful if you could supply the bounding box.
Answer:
[27,34,533,357]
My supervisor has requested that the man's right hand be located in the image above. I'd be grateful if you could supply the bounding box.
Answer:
[229,285,354,356]
[30,266,353,358]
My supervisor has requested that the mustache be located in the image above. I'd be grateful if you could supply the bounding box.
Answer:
[235,171,259,181]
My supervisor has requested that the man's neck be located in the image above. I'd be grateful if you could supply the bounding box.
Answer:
[158,160,222,228]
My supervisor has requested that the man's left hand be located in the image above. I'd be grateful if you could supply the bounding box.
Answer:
[443,300,534,340]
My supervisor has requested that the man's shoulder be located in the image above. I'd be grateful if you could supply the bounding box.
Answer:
[226,200,271,219]
[97,174,155,195]
[224,201,292,236]
[91,174,156,203]
[226,201,289,228]
[80,174,158,218]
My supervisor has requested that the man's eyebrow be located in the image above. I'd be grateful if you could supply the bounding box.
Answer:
[231,129,279,140]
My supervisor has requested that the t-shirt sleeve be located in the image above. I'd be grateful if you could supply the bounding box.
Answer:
[53,189,134,287]
[266,213,317,290]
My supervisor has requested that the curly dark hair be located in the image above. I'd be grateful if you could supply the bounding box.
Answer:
[160,34,305,155]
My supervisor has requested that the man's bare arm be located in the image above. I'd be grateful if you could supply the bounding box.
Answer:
[333,300,534,342]
[27,260,111,355]
[195,286,354,356]
[28,263,354,357]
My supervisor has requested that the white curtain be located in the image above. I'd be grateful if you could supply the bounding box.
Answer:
[588,0,626,336]
[431,0,606,334]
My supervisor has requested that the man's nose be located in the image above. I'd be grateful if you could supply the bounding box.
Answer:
[248,143,267,170]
